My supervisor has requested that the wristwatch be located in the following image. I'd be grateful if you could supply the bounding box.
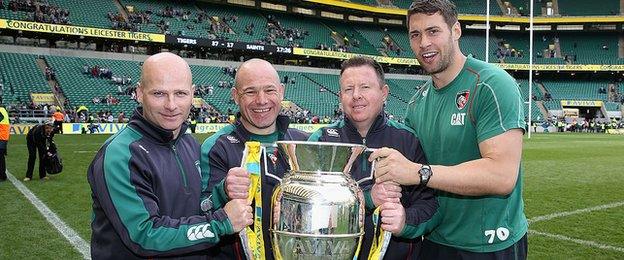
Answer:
[418,165,433,187]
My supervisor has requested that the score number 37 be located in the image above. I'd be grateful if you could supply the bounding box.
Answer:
[484,227,510,244]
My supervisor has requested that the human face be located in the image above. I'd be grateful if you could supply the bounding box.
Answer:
[339,66,388,136]
[44,125,54,136]
[233,66,284,135]
[408,12,460,75]
[136,67,194,138]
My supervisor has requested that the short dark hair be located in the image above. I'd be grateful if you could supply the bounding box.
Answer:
[407,0,458,29]
[340,56,385,86]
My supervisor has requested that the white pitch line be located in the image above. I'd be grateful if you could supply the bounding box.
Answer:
[529,230,624,253]
[529,201,624,223]
[6,170,91,259]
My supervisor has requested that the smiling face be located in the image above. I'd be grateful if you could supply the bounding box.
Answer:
[339,65,388,137]
[408,11,461,76]
[136,53,194,138]
[233,59,284,135]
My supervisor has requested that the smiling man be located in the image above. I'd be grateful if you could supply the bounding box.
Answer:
[200,58,308,259]
[308,56,437,259]
[370,0,528,259]
[87,52,253,259]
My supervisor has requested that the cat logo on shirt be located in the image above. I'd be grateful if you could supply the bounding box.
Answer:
[451,113,466,126]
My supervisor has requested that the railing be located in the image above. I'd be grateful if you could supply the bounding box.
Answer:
[8,109,49,118]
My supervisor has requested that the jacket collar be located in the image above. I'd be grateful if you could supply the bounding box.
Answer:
[129,107,188,144]
[343,112,387,138]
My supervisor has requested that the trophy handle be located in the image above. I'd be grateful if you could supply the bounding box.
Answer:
[356,148,377,185]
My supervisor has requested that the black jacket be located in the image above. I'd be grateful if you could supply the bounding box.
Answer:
[26,124,53,152]
[200,114,309,260]
[87,108,232,260]
[308,113,438,259]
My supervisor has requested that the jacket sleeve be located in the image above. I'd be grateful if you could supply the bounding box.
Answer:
[200,137,230,210]
[90,141,234,257]
[397,184,440,239]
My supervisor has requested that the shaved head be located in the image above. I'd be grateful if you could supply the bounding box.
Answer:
[234,58,280,88]
[232,58,284,135]
[136,52,194,138]
[140,52,192,89]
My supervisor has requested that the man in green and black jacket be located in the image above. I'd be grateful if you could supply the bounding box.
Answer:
[87,53,253,260]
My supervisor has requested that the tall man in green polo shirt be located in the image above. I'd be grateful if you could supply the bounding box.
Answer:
[370,0,528,259]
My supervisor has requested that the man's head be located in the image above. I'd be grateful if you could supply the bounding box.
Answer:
[407,0,462,75]
[44,120,54,135]
[232,58,284,135]
[339,56,388,136]
[136,52,194,138]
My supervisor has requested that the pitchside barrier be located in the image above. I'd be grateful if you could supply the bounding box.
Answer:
[10,123,327,135]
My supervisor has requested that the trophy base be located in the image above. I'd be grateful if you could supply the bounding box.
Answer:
[272,231,361,260]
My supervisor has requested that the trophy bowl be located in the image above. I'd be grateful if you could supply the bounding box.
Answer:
[271,141,365,260]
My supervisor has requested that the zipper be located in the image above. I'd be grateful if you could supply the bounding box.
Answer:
[171,142,189,188]
[361,138,368,173]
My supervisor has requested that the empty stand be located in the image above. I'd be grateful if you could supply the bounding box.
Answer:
[0,52,51,105]
[558,0,620,16]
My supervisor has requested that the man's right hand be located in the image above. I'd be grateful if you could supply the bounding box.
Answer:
[371,181,402,207]
[224,199,253,233]
[225,167,250,199]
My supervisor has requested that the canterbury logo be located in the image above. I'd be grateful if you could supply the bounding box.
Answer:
[187,224,215,241]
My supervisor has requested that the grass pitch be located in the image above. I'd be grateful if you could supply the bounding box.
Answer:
[1,133,623,259]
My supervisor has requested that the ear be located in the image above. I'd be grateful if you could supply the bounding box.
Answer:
[382,84,389,101]
[230,87,239,105]
[452,21,462,41]
[278,83,285,99]
[136,84,143,104]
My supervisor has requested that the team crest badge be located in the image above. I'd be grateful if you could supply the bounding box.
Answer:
[456,90,470,110]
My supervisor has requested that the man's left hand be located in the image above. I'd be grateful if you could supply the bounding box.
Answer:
[380,201,406,235]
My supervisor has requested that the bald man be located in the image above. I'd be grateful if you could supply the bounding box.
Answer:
[87,52,253,260]
[200,58,308,259]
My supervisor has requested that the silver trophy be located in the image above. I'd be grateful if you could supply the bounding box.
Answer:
[271,141,365,260]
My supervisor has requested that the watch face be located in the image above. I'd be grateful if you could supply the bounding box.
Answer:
[420,167,431,177]
[419,166,432,185]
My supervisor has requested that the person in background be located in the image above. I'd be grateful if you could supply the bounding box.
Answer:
[24,120,55,181]
[0,103,9,182]
[52,108,64,134]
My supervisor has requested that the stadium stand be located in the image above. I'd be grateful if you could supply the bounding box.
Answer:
[506,0,543,16]
[383,27,414,58]
[541,79,609,101]
[190,65,237,113]
[557,32,623,65]
[557,0,620,16]
[281,72,339,117]
[197,3,266,43]
[45,55,140,115]
[268,12,333,49]
[48,0,115,28]
[0,52,51,105]
[118,0,205,37]
[324,21,380,55]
